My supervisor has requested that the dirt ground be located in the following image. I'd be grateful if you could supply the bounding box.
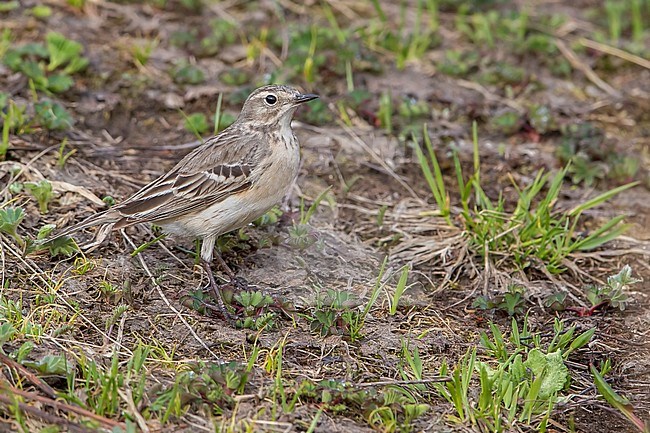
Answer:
[1,0,649,432]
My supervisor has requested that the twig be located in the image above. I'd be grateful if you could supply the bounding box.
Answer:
[0,393,89,433]
[1,236,132,356]
[579,38,650,70]
[117,388,149,433]
[353,377,451,387]
[120,230,220,360]
[555,39,621,99]
[0,380,124,429]
[0,352,57,399]
[337,121,421,200]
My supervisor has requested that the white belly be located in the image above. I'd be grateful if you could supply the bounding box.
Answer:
[161,145,300,239]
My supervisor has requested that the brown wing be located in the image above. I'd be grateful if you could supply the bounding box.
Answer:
[113,130,267,225]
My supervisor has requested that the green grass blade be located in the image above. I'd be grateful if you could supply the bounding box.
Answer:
[569,182,639,217]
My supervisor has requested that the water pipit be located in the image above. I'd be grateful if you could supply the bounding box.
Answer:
[49,85,319,316]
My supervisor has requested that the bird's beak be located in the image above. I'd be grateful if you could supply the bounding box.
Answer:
[294,93,319,104]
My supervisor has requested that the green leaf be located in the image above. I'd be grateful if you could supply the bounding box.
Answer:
[23,354,71,375]
[47,74,74,93]
[0,1,19,12]
[47,236,79,257]
[565,328,595,356]
[0,322,16,344]
[184,112,209,135]
[34,100,74,130]
[37,224,56,240]
[46,32,85,72]
[568,182,639,216]
[523,349,569,399]
[591,365,648,432]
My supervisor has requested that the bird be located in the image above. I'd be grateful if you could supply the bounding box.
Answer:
[47,84,319,315]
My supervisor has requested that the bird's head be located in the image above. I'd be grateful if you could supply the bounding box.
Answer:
[237,85,319,127]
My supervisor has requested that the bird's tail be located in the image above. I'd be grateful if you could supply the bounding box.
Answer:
[42,210,121,250]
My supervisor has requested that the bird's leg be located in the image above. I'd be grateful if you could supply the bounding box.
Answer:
[213,252,236,280]
[202,259,231,318]
[200,235,234,319]
[213,250,248,292]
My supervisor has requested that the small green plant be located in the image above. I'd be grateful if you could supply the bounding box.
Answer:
[2,32,88,93]
[415,123,638,274]
[24,179,53,213]
[435,317,595,431]
[378,91,393,134]
[1,98,34,160]
[150,361,248,420]
[233,290,276,330]
[131,38,158,67]
[568,265,641,316]
[34,100,74,130]
[40,234,79,257]
[183,112,209,137]
[591,363,648,432]
[388,264,410,315]
[310,289,357,337]
[98,280,121,302]
[46,32,88,74]
[66,0,86,9]
[29,5,52,19]
[0,206,25,246]
[310,257,388,341]
[56,138,76,168]
[169,60,205,84]
[71,256,96,276]
[287,187,332,250]
[473,285,526,316]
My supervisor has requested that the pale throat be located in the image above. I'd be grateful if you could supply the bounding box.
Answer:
[279,109,298,148]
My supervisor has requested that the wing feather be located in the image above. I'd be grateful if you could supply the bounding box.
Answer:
[113,131,266,224]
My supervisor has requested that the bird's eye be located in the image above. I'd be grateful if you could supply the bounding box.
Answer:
[264,94,277,105]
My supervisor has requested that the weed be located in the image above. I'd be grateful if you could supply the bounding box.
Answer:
[46,32,88,73]
[378,91,393,134]
[604,0,625,44]
[473,284,526,316]
[198,18,238,56]
[24,179,53,213]
[184,112,209,136]
[1,98,34,159]
[210,92,235,134]
[414,126,451,224]
[29,5,52,19]
[388,264,410,315]
[40,235,79,257]
[436,317,594,431]
[66,0,86,9]
[566,265,641,316]
[131,38,158,67]
[169,60,205,85]
[2,32,87,93]
[0,206,25,246]
[151,361,247,421]
[71,256,96,275]
[310,289,357,337]
[438,49,479,77]
[233,291,276,330]
[310,257,388,341]
[56,138,76,168]
[591,363,648,432]
[415,123,637,274]
[34,99,74,130]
